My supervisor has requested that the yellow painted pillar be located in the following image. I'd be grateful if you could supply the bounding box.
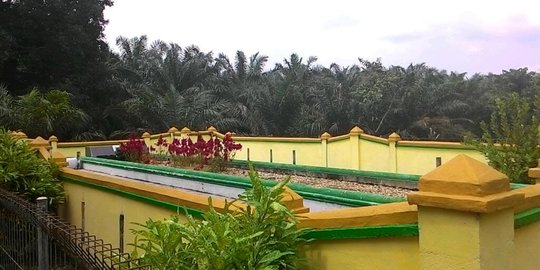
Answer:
[388,132,400,173]
[48,135,58,153]
[408,155,524,270]
[349,126,363,170]
[168,127,179,142]
[529,165,540,184]
[207,126,217,136]
[320,132,331,167]
[180,127,191,139]
[141,132,151,148]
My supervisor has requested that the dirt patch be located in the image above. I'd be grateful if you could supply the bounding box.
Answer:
[225,168,415,198]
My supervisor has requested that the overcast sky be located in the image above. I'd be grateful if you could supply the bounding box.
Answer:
[103,0,540,75]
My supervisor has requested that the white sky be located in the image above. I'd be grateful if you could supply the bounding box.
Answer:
[104,0,540,74]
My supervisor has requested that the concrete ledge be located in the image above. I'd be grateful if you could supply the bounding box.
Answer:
[299,202,417,229]
[408,191,524,213]
[81,157,404,206]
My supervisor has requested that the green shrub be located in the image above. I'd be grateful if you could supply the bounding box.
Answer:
[0,129,64,205]
[131,164,308,270]
[466,93,540,183]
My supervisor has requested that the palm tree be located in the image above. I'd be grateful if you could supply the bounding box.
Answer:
[213,51,272,134]
[14,89,88,138]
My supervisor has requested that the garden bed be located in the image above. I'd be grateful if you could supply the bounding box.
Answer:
[225,167,413,198]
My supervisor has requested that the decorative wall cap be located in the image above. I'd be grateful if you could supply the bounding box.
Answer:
[12,131,27,138]
[180,127,191,134]
[349,126,364,136]
[408,190,523,213]
[48,135,58,142]
[168,127,179,133]
[388,132,401,142]
[407,154,523,213]
[207,126,217,133]
[30,136,49,147]
[418,154,510,196]
[529,167,540,180]
[141,132,151,138]
[320,132,331,140]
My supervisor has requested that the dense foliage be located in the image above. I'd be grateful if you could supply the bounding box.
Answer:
[131,165,307,270]
[160,134,242,171]
[0,129,64,205]
[1,1,539,142]
[117,134,149,163]
[466,94,540,183]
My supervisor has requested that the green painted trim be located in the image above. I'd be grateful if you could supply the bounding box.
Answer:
[232,159,421,182]
[514,208,540,228]
[81,157,404,206]
[62,173,418,240]
[301,224,419,240]
[511,183,528,189]
[61,175,206,218]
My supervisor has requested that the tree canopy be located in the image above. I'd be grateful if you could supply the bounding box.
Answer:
[1,1,539,141]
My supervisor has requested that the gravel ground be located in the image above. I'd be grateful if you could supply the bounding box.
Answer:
[225,168,414,198]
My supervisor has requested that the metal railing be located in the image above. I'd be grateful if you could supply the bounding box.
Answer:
[0,188,149,270]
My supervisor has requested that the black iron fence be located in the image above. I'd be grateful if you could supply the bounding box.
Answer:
[0,188,149,270]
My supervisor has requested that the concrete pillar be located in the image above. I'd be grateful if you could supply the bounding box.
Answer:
[141,132,151,148]
[207,126,217,136]
[37,197,49,270]
[168,127,179,142]
[388,132,400,173]
[180,127,191,139]
[349,126,363,170]
[320,132,331,167]
[408,155,524,270]
[529,162,540,184]
[48,135,58,153]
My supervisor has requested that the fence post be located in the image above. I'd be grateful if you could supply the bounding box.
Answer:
[408,155,524,270]
[180,127,191,139]
[168,127,179,142]
[388,132,400,173]
[37,197,49,270]
[529,162,540,184]
[48,135,58,153]
[349,126,363,170]
[141,132,151,148]
[320,132,331,167]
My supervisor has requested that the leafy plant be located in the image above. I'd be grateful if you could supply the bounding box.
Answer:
[150,134,169,161]
[0,129,64,206]
[118,134,149,163]
[156,133,242,171]
[466,93,540,183]
[131,164,308,270]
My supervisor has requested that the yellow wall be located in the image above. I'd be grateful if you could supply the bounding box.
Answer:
[61,175,421,269]
[58,162,540,270]
[52,127,491,176]
[58,146,87,157]
[236,140,321,166]
[327,138,350,169]
[396,146,485,175]
[360,139,389,172]
[514,222,540,269]
[62,181,181,250]
[302,237,419,270]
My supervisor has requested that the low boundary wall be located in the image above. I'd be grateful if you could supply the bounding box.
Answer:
[48,126,487,176]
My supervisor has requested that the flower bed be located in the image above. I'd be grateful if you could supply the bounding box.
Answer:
[116,133,413,198]
[118,133,242,172]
